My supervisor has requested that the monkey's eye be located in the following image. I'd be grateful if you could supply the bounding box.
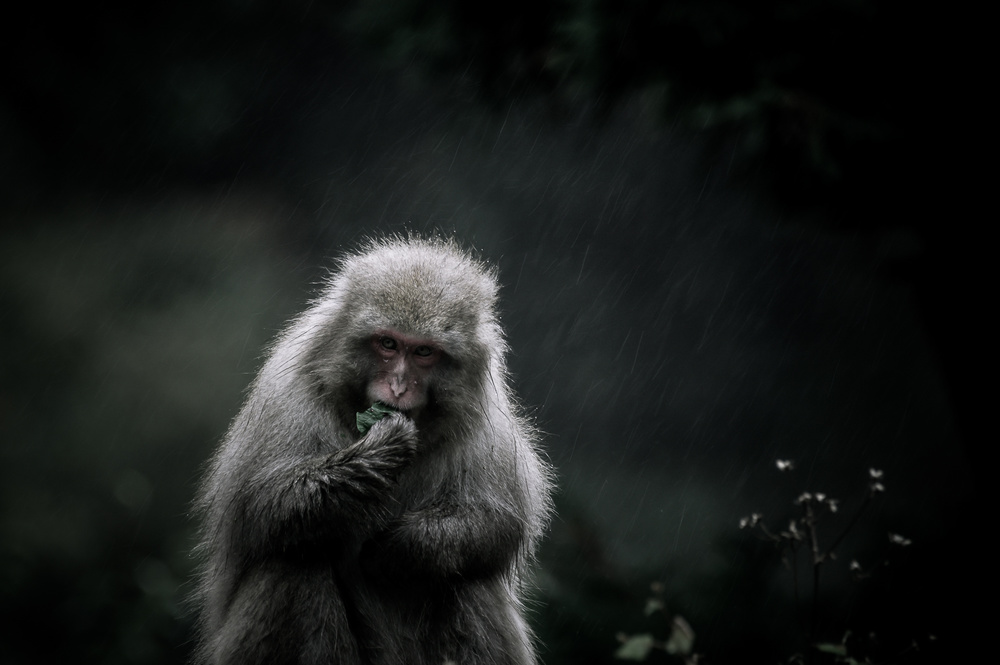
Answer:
[413,345,433,357]
[380,337,398,350]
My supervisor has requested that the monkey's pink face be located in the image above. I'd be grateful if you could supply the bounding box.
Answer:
[367,329,442,412]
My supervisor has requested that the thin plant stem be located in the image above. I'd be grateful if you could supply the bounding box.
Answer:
[826,493,872,556]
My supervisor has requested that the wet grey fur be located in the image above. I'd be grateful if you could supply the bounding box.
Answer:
[192,237,554,665]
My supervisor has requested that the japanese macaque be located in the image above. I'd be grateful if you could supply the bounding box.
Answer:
[192,236,554,665]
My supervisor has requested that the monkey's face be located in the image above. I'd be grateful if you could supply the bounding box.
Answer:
[366,328,442,413]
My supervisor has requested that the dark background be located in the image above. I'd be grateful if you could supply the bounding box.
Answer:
[1,2,984,663]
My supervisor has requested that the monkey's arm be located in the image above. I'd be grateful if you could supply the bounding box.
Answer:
[362,492,527,581]
[223,413,417,556]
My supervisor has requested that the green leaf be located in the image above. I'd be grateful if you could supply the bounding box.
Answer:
[356,402,398,434]
[665,616,695,655]
[643,598,665,616]
[815,643,848,656]
[615,634,655,661]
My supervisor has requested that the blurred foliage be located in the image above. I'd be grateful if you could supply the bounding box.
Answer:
[0,199,313,663]
[345,0,971,221]
[0,1,344,203]
[2,0,977,222]
[535,498,795,665]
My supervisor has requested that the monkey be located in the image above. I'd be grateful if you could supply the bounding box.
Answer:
[191,236,554,665]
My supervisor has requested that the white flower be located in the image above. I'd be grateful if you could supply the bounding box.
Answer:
[888,533,912,547]
[739,513,763,529]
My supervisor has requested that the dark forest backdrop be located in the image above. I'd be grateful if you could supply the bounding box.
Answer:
[1,2,985,663]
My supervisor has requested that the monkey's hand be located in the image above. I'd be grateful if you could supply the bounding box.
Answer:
[229,414,418,554]
[318,412,418,500]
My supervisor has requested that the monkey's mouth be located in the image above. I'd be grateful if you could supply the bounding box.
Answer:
[383,400,420,415]
[371,390,426,413]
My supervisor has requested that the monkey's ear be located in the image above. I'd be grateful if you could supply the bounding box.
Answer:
[356,402,399,434]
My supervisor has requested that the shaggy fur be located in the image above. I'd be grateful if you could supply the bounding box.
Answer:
[192,237,553,665]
